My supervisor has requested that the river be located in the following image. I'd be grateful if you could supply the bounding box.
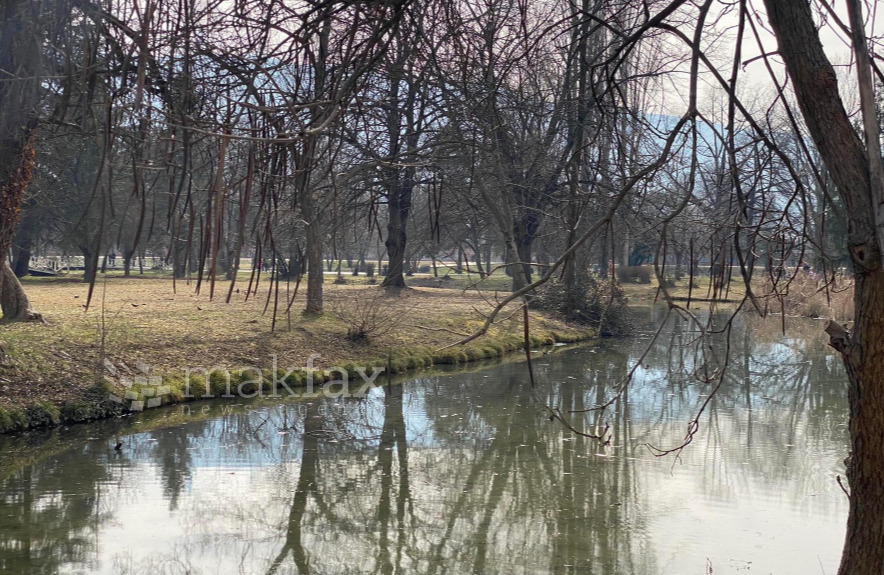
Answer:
[0,307,849,574]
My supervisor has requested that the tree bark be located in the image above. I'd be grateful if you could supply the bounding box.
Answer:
[81,244,99,284]
[0,262,38,322]
[11,198,36,278]
[12,239,31,278]
[503,234,529,293]
[0,0,43,322]
[763,1,884,572]
[302,190,324,315]
[381,180,411,288]
[514,213,539,286]
[379,34,419,290]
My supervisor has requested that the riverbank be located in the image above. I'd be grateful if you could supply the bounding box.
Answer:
[618,271,854,321]
[0,276,594,434]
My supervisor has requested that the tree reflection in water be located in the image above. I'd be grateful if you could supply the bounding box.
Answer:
[0,310,849,574]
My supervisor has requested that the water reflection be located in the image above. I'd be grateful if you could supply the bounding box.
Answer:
[0,310,849,574]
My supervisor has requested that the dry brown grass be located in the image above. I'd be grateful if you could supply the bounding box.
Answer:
[620,270,854,322]
[0,276,589,412]
[755,273,854,321]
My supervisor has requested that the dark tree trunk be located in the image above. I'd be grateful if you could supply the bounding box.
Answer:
[598,226,609,279]
[513,212,540,290]
[81,246,98,284]
[484,245,492,278]
[123,248,134,276]
[516,236,533,285]
[472,243,485,279]
[12,242,30,278]
[303,191,324,315]
[381,180,411,288]
[0,0,43,322]
[296,10,330,316]
[172,235,187,278]
[503,236,530,293]
[379,44,418,290]
[764,1,884,573]
[11,199,36,278]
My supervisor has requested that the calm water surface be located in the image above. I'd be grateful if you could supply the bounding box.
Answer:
[0,308,849,574]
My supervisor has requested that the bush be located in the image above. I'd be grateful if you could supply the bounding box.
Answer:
[332,289,414,343]
[764,272,854,320]
[532,275,634,336]
[418,264,432,273]
[616,265,652,284]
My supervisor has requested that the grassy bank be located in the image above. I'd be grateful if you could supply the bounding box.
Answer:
[618,271,854,321]
[0,276,594,434]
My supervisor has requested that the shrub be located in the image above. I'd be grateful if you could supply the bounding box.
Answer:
[332,289,414,343]
[616,265,652,284]
[26,402,61,427]
[532,275,634,336]
[762,272,854,320]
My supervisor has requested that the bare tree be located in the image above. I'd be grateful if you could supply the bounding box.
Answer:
[760,1,884,572]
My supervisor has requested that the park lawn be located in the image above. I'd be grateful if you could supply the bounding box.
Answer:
[0,275,593,432]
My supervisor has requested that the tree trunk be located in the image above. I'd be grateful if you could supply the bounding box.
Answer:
[831,269,884,575]
[11,199,36,278]
[763,0,884,572]
[513,211,540,290]
[172,234,187,278]
[381,180,411,288]
[123,248,134,276]
[598,226,609,279]
[516,236,533,285]
[0,262,38,322]
[484,244,492,278]
[472,243,485,279]
[0,0,42,321]
[378,51,419,289]
[81,246,98,284]
[303,191,324,315]
[12,241,30,278]
[504,234,529,293]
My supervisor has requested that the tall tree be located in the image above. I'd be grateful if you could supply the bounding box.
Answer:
[762,1,884,572]
[0,0,51,322]
[377,19,426,288]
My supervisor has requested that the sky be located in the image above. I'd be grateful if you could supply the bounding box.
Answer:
[647,0,875,119]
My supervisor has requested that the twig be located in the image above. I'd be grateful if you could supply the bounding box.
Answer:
[837,475,850,498]
[403,324,472,337]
